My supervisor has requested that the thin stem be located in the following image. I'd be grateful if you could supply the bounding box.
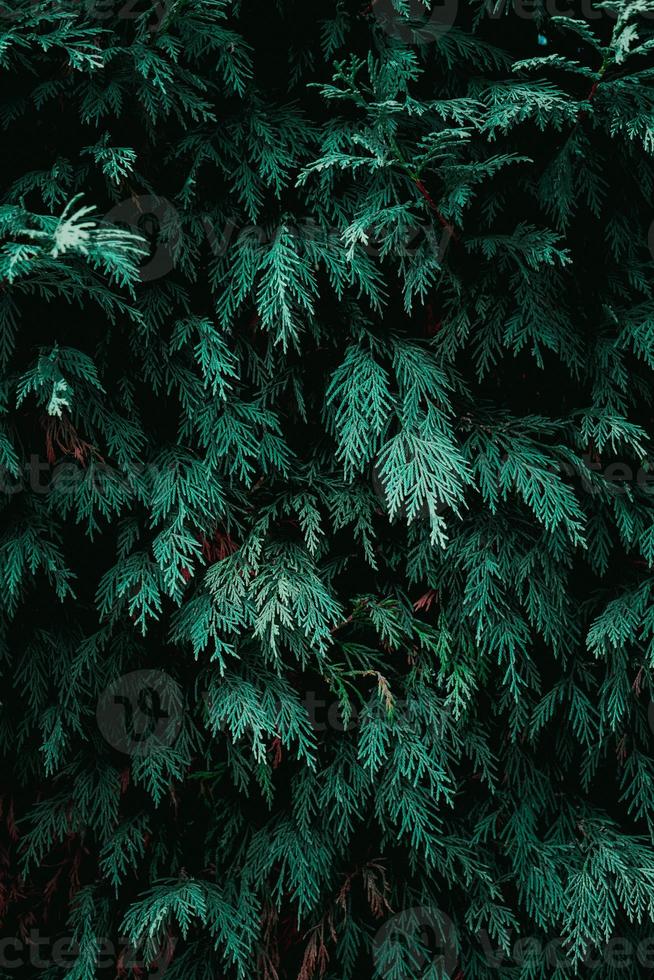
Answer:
[387,133,460,243]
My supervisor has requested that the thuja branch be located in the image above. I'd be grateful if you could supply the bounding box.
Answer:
[387,133,460,244]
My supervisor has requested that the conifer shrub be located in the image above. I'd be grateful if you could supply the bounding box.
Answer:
[3,1,654,977]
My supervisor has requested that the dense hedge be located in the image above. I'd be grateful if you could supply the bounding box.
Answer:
[3,1,654,977]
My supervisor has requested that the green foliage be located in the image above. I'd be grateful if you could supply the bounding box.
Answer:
[3,0,654,977]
